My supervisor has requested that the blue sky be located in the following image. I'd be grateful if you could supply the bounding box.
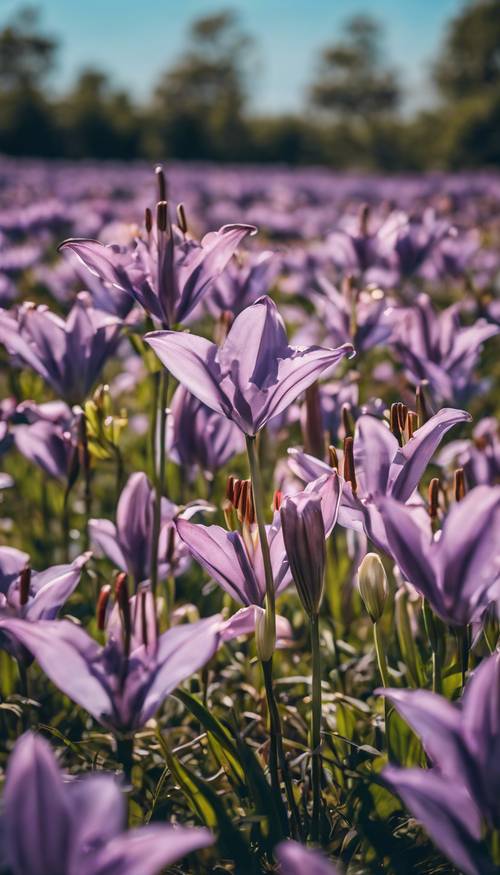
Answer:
[1,0,465,112]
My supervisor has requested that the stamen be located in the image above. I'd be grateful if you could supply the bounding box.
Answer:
[341,403,354,439]
[343,436,357,495]
[140,590,148,647]
[397,402,408,433]
[155,165,167,201]
[19,565,31,606]
[390,403,402,442]
[96,584,111,631]
[416,382,429,428]
[428,478,440,520]
[225,475,235,503]
[144,207,152,235]
[454,468,466,502]
[115,572,131,656]
[156,200,168,233]
[359,203,370,236]
[407,411,418,440]
[328,444,339,470]
[272,489,282,512]
[176,203,188,234]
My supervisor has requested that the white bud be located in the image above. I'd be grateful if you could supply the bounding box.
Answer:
[357,553,388,622]
[255,606,276,662]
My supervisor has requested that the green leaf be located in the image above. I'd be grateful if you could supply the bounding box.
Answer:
[174,689,245,788]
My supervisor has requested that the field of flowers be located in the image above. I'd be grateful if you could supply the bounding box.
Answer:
[0,157,499,875]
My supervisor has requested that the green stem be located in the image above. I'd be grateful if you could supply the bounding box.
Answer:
[310,613,322,842]
[17,660,29,699]
[150,370,169,597]
[373,620,393,762]
[149,371,159,483]
[423,598,442,693]
[245,435,275,631]
[116,735,134,786]
[262,658,301,840]
[62,489,71,562]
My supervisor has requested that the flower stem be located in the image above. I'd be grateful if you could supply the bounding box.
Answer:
[245,434,275,632]
[150,370,169,597]
[310,612,322,842]
[262,658,301,840]
[423,598,442,693]
[373,620,393,761]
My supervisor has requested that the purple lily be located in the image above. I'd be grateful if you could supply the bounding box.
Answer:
[89,472,210,590]
[206,249,279,317]
[0,294,121,405]
[391,293,499,404]
[378,485,500,626]
[437,416,500,487]
[13,400,76,481]
[167,385,244,481]
[0,586,230,733]
[61,216,256,328]
[0,550,89,661]
[312,274,393,352]
[276,840,340,874]
[146,296,354,436]
[177,472,341,607]
[380,652,500,875]
[2,731,213,875]
[290,408,471,553]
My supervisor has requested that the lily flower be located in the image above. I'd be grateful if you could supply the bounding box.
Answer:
[377,485,500,626]
[2,731,213,875]
[0,550,90,661]
[61,209,256,327]
[146,296,354,436]
[391,293,499,404]
[89,471,210,590]
[290,408,471,553]
[0,294,121,405]
[312,274,393,352]
[177,472,341,607]
[0,585,229,733]
[380,652,500,875]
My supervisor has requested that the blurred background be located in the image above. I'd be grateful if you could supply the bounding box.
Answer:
[0,0,499,169]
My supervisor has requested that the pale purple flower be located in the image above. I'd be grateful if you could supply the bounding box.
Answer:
[61,219,256,328]
[89,472,209,589]
[177,472,341,607]
[381,652,500,875]
[0,294,121,405]
[312,274,393,352]
[437,416,500,487]
[2,731,213,875]
[146,296,353,436]
[378,485,500,625]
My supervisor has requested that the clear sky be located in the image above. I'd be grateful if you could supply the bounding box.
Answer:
[1,0,466,113]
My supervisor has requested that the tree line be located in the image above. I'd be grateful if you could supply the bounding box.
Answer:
[1,2,499,169]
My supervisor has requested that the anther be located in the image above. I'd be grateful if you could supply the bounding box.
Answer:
[156,200,168,233]
[176,203,188,234]
[272,489,282,512]
[145,207,152,235]
[454,468,466,502]
[96,584,111,631]
[19,565,31,606]
[155,165,167,201]
[328,444,339,470]
[343,436,357,495]
[428,478,440,520]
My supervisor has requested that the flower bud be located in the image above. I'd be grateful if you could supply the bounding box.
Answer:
[357,553,388,622]
[255,605,276,662]
[280,494,326,617]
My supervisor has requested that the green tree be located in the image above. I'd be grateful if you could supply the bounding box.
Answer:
[149,10,252,161]
[309,15,400,120]
[0,6,59,156]
[58,69,140,160]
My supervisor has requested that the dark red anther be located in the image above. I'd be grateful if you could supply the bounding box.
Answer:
[397,402,408,433]
[272,489,282,512]
[115,572,131,655]
[225,475,235,503]
[416,382,429,428]
[155,165,167,201]
[232,478,243,509]
[341,403,354,439]
[343,436,357,495]
[19,565,31,606]
[96,584,111,631]
[454,468,466,502]
[145,207,152,234]
[176,202,188,234]
[428,478,440,520]
[166,524,176,564]
[156,200,168,233]
[303,381,324,459]
[390,402,402,442]
[407,411,418,440]
[328,445,339,470]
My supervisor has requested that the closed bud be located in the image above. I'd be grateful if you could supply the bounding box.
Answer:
[357,553,388,622]
[280,494,326,617]
[255,605,276,662]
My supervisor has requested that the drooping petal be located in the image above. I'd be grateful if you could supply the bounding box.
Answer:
[0,619,111,723]
[145,331,227,416]
[87,825,213,875]
[383,767,489,875]
[275,840,340,875]
[4,732,71,875]
[389,408,471,501]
